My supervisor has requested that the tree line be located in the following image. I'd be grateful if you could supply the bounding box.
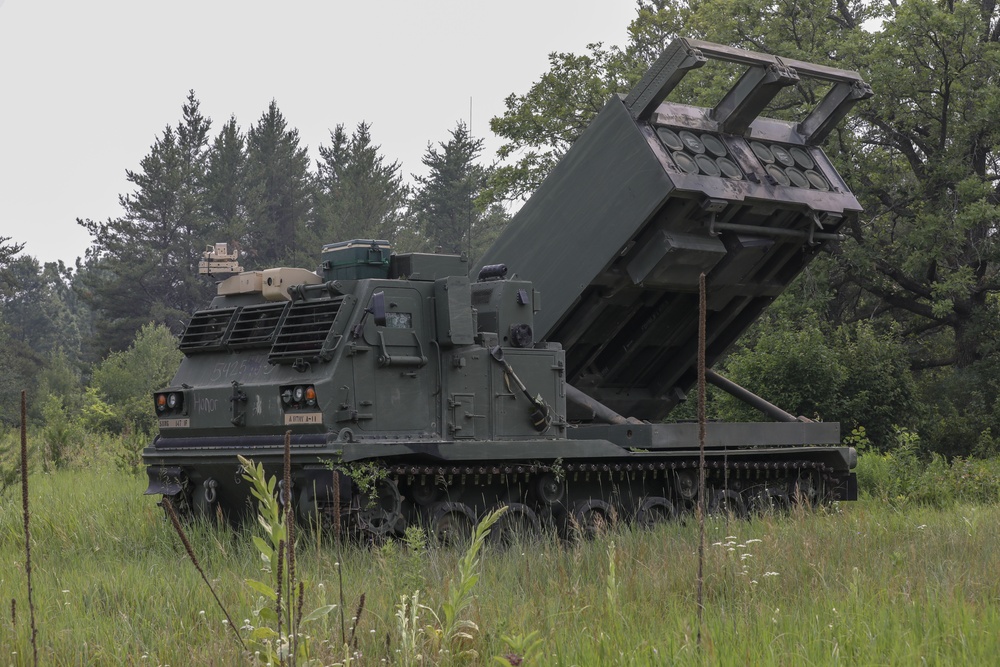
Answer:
[0,95,505,434]
[4,0,1000,464]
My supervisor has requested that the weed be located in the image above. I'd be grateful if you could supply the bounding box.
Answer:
[494,630,543,666]
[162,496,246,652]
[239,453,335,664]
[19,391,38,666]
[392,507,506,664]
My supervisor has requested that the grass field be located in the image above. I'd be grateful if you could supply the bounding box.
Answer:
[2,467,1000,666]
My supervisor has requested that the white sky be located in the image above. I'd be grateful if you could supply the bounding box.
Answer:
[0,0,638,266]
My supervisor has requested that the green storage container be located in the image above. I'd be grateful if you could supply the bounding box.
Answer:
[320,239,391,280]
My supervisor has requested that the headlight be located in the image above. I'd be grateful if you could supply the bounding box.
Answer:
[305,386,317,406]
[292,386,305,402]
[167,393,180,409]
[156,394,167,412]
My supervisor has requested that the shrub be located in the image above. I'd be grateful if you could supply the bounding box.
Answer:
[82,323,181,434]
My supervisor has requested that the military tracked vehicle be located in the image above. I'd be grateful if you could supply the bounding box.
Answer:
[144,38,872,540]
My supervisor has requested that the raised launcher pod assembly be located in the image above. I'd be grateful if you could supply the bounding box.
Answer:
[144,39,870,540]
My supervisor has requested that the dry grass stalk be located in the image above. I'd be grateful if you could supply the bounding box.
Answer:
[349,592,366,649]
[20,390,38,666]
[162,497,246,652]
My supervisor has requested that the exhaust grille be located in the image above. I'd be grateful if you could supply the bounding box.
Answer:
[228,302,289,349]
[269,297,347,364]
[179,308,237,352]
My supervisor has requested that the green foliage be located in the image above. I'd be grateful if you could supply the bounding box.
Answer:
[718,311,916,450]
[243,100,313,268]
[239,455,334,663]
[0,324,44,428]
[78,91,217,354]
[438,506,506,646]
[39,394,83,471]
[83,323,181,436]
[494,631,543,666]
[857,432,1000,508]
[393,507,507,664]
[488,39,650,202]
[0,428,24,499]
[485,0,1000,454]
[204,116,249,247]
[312,122,412,248]
[11,468,1000,663]
[0,234,26,278]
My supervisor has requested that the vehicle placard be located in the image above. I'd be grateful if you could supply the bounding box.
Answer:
[284,412,323,425]
[159,418,190,428]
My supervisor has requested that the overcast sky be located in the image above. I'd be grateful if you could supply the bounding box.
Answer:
[0,0,638,266]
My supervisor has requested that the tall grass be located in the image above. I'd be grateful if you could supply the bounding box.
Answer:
[3,466,1000,664]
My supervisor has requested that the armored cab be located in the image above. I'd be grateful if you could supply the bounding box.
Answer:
[144,39,871,539]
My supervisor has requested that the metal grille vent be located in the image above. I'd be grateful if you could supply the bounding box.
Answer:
[268,297,346,364]
[179,308,237,352]
[228,302,289,349]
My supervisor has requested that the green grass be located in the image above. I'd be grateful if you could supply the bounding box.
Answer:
[3,469,1000,665]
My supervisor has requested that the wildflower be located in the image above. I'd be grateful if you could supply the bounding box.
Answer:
[746,538,762,544]
[763,571,780,577]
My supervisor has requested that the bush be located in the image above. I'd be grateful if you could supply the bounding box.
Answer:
[717,312,916,451]
[82,323,182,434]
[856,428,1000,507]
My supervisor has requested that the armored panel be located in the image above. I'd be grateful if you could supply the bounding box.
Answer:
[470,279,536,348]
[391,253,469,281]
[434,276,475,346]
[477,39,871,421]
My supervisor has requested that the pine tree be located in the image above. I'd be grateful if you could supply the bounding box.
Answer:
[77,91,215,353]
[411,122,508,261]
[204,115,248,249]
[243,100,312,267]
[312,122,411,246]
